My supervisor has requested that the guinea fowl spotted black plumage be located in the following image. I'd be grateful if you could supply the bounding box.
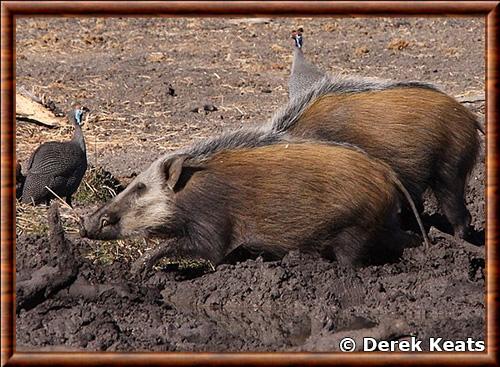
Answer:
[288,28,326,99]
[21,107,89,207]
[16,161,25,199]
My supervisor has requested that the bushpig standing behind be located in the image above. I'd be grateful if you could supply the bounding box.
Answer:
[81,141,427,267]
[271,76,481,239]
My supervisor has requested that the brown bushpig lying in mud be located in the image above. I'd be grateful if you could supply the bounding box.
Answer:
[270,76,482,239]
[81,140,428,267]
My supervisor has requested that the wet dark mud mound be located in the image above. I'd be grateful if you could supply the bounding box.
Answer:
[16,205,484,352]
[159,236,484,352]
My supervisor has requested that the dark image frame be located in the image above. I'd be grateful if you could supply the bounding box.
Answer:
[1,1,498,366]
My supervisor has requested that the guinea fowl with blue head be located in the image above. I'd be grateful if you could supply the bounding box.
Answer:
[288,27,326,99]
[21,106,90,207]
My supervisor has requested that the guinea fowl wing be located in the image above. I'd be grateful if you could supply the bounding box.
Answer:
[27,142,86,177]
[22,142,87,204]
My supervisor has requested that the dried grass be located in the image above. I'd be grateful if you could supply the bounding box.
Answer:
[74,165,124,204]
[15,198,146,265]
[84,237,146,265]
[16,202,77,236]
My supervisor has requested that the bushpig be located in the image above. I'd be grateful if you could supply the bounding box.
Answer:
[81,140,428,267]
[271,75,482,239]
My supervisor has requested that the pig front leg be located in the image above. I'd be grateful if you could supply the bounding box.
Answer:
[131,238,179,278]
[131,237,224,278]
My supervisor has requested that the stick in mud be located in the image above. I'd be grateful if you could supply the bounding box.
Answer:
[16,202,79,313]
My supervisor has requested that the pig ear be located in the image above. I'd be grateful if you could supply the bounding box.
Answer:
[163,155,189,191]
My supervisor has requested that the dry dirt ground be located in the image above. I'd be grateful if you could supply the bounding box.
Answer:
[15,17,485,352]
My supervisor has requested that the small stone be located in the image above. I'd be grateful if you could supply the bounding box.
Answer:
[167,84,176,97]
[203,104,218,112]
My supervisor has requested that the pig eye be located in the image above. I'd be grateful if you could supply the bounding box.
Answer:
[100,217,110,228]
[136,182,146,192]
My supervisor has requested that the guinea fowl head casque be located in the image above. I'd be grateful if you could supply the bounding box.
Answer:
[291,27,304,48]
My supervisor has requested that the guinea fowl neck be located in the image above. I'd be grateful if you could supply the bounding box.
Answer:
[292,47,305,71]
[70,115,86,154]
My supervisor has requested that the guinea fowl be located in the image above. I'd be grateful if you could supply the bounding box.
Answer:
[288,28,326,99]
[21,106,89,207]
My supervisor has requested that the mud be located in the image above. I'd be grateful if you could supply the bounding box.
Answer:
[16,220,485,352]
[15,17,485,352]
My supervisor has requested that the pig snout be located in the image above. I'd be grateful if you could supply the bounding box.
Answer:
[78,216,88,238]
[79,214,97,239]
[79,210,124,240]
[79,213,107,239]
[79,227,88,238]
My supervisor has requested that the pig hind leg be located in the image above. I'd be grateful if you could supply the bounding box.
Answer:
[399,195,425,233]
[433,174,471,239]
[359,201,419,265]
[366,212,415,265]
[433,124,479,239]
[323,226,373,267]
[432,145,476,239]
[320,215,403,266]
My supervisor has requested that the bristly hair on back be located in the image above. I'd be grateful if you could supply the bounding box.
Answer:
[160,126,286,164]
[270,75,440,134]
